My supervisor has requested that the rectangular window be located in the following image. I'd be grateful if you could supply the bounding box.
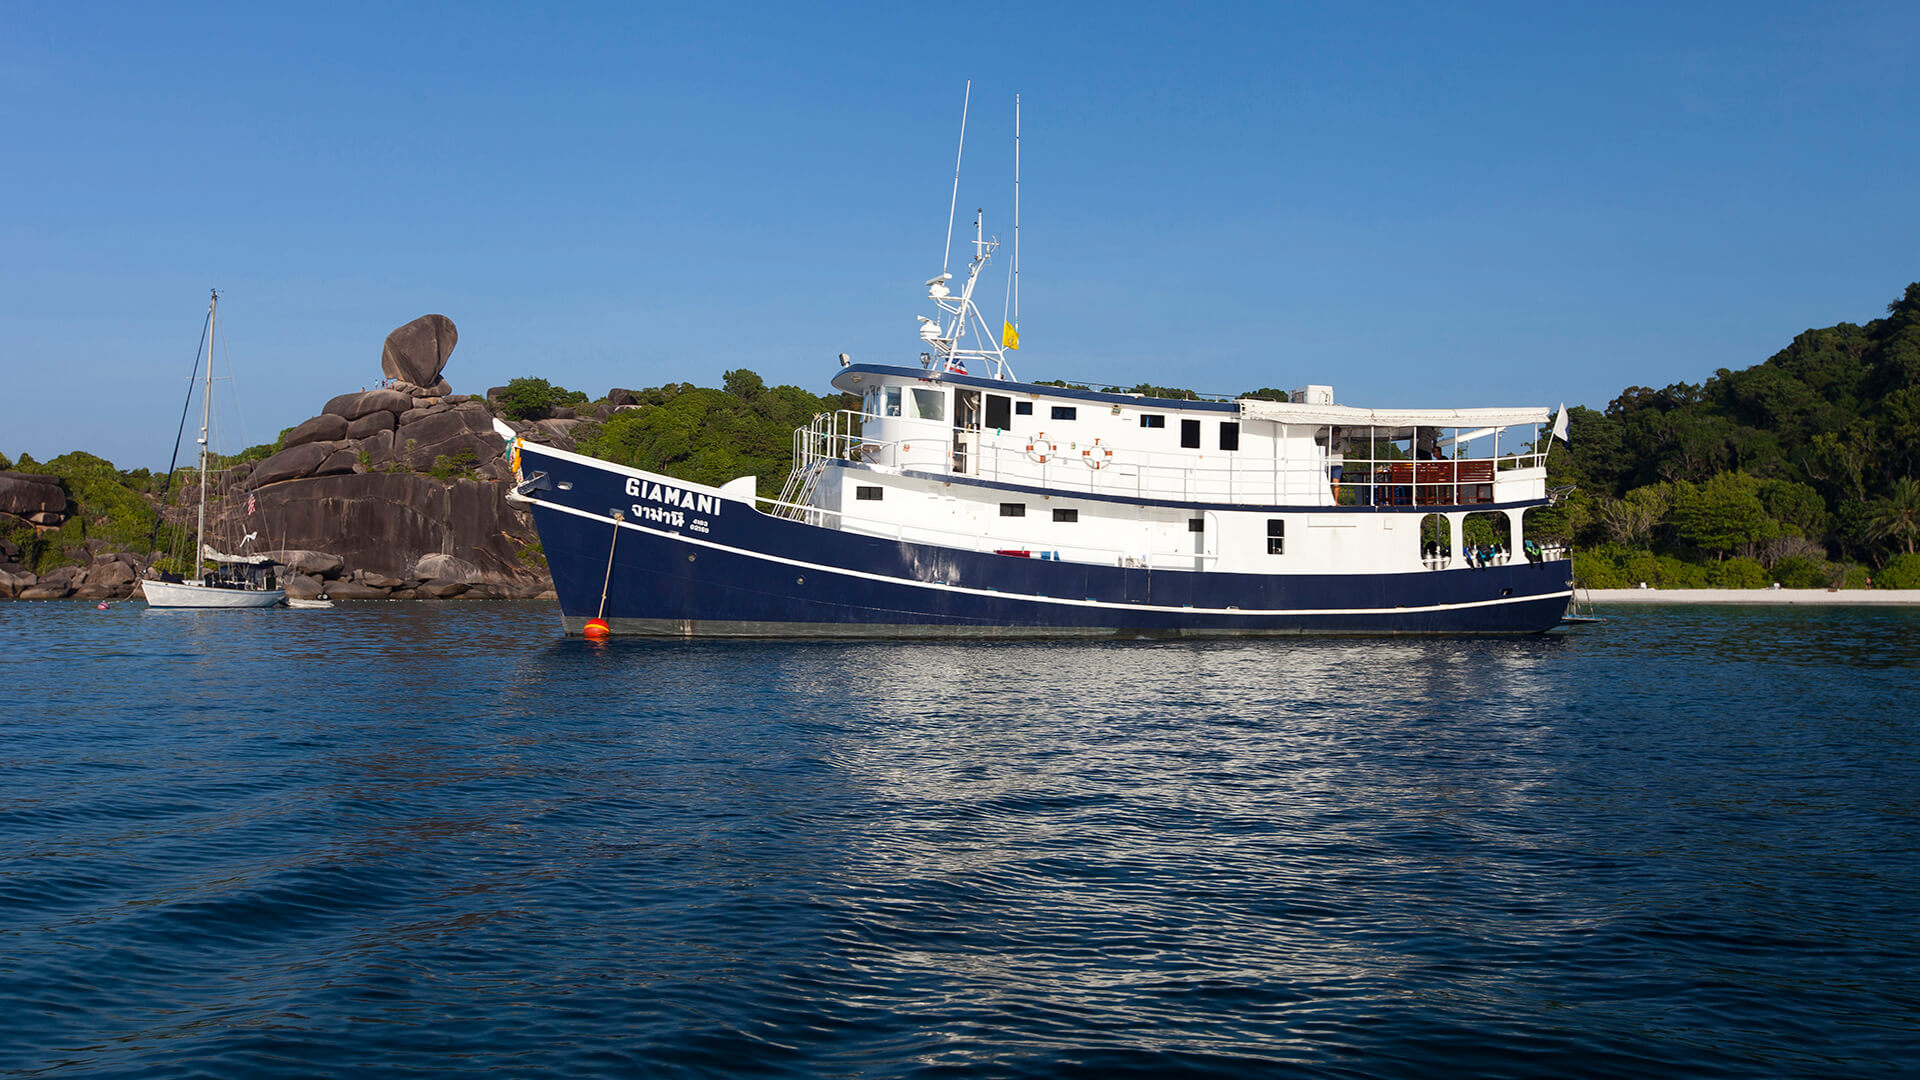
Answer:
[1000,503,1025,517]
[1051,405,1077,421]
[1267,519,1285,554]
[1181,418,1201,448]
[1014,401,1033,416]
[1139,414,1166,429]
[985,394,1011,431]
[1188,517,1206,533]
[856,486,883,501]
[912,388,946,422]
[883,386,902,417]
[1053,508,1078,523]
[1220,422,1240,451]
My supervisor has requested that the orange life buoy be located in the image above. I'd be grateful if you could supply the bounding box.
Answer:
[1082,438,1113,469]
[1026,433,1055,464]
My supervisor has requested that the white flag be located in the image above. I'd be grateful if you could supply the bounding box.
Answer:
[1551,404,1569,443]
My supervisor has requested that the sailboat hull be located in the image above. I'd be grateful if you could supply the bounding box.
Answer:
[142,580,286,609]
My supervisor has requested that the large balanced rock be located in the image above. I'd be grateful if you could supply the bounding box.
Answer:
[0,473,67,519]
[283,413,350,449]
[381,314,458,387]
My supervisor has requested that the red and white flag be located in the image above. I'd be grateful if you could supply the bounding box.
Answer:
[246,491,257,515]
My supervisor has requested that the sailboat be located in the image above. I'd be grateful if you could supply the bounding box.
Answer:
[143,290,287,609]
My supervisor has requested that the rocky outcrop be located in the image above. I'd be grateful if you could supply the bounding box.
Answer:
[283,413,350,448]
[226,471,542,590]
[250,442,336,487]
[1,569,36,598]
[324,388,414,421]
[346,411,395,439]
[395,405,504,470]
[381,314,458,387]
[263,549,346,578]
[0,473,69,522]
[7,311,557,603]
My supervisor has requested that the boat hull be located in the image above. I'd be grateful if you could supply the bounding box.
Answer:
[519,447,1573,638]
[142,580,287,609]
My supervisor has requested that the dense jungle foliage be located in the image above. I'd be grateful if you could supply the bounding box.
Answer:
[564,370,841,498]
[1553,282,1920,588]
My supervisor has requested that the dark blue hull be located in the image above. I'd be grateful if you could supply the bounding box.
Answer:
[519,446,1572,637]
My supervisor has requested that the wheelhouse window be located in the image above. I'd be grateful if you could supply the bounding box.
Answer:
[985,394,1012,430]
[1267,519,1285,554]
[1000,503,1025,517]
[912,388,946,422]
[1015,401,1034,416]
[1220,422,1240,451]
[1140,414,1166,429]
[856,486,883,501]
[1181,418,1201,448]
[883,387,902,417]
[1053,508,1078,523]
[1051,405,1077,421]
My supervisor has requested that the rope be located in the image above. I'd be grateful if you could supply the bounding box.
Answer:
[144,310,212,572]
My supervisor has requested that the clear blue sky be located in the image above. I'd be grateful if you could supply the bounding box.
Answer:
[5,2,1916,469]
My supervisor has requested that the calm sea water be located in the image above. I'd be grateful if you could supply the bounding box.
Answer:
[1,600,1915,1078]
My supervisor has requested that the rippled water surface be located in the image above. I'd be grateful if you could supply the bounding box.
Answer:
[2,600,1916,1077]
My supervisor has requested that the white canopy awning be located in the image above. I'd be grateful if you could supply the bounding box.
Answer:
[203,544,274,565]
[1236,399,1551,430]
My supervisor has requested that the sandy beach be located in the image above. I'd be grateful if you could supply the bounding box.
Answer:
[1585,588,1920,605]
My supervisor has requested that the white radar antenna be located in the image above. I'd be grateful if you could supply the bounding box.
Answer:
[919,211,1016,381]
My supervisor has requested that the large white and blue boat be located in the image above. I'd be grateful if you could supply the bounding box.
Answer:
[502,217,1572,637]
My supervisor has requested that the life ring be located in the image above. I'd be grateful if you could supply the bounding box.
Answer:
[1026,433,1055,464]
[1082,438,1113,469]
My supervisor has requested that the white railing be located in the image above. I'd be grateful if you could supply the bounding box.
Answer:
[781,408,1548,511]
[752,490,1218,570]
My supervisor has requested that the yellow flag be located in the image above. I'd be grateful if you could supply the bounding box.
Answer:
[1002,321,1020,351]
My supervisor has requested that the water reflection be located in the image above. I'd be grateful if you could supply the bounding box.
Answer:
[4,601,1916,1077]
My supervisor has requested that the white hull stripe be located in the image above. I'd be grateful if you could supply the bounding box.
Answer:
[533,497,1571,619]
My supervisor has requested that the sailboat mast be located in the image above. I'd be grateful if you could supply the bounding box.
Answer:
[195,289,215,577]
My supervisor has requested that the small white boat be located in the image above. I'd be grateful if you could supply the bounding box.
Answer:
[144,290,288,610]
[285,597,335,609]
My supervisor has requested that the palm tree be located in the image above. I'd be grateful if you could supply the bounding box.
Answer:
[1867,476,1920,555]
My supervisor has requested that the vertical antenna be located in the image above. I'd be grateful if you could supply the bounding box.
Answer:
[942,81,971,272]
[1000,94,1022,367]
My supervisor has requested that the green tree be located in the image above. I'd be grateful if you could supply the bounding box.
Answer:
[1669,473,1775,559]
[1879,552,1920,588]
[1866,476,1920,555]
[722,369,766,399]
[1756,477,1829,539]
[573,373,839,497]
[1596,484,1670,546]
[497,377,588,421]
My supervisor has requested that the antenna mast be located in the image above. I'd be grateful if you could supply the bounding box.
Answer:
[941,81,971,272]
[1002,94,1020,346]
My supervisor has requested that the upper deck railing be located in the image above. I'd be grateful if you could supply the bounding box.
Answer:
[779,410,1549,515]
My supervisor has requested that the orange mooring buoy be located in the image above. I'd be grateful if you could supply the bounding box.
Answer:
[583,617,611,639]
